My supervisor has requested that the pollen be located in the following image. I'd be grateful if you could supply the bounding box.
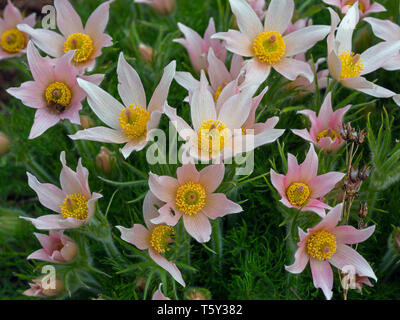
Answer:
[175,181,206,216]
[150,225,175,254]
[338,50,364,79]
[60,193,88,220]
[345,1,365,12]
[198,120,230,157]
[64,33,94,63]
[286,182,310,207]
[316,128,339,142]
[0,28,27,53]
[214,82,229,102]
[118,104,150,139]
[306,230,337,260]
[253,30,286,64]
[45,82,72,113]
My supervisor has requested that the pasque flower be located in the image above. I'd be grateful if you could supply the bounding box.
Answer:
[364,17,400,71]
[292,92,350,152]
[174,18,226,73]
[152,284,171,300]
[69,53,176,159]
[149,163,242,243]
[212,0,330,87]
[17,0,113,72]
[323,0,385,18]
[270,144,345,217]
[7,42,104,139]
[20,151,102,230]
[165,71,284,162]
[24,278,64,297]
[116,191,186,287]
[327,3,400,106]
[135,0,176,15]
[27,230,78,263]
[285,203,377,300]
[0,0,36,60]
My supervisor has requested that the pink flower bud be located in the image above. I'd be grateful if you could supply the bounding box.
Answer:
[0,132,10,155]
[79,115,95,130]
[139,43,154,63]
[24,278,64,297]
[96,146,113,174]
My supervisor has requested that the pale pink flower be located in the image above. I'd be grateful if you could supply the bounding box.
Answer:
[323,0,385,18]
[175,48,244,103]
[69,53,176,159]
[165,71,284,162]
[284,18,311,36]
[212,0,330,88]
[24,278,64,297]
[246,0,266,19]
[20,151,102,230]
[116,191,186,287]
[364,17,400,71]
[27,230,78,263]
[327,4,400,106]
[174,18,226,73]
[152,283,171,300]
[270,144,345,218]
[292,93,350,152]
[17,0,113,73]
[135,0,176,15]
[149,163,242,243]
[285,203,377,300]
[6,42,104,139]
[0,0,35,60]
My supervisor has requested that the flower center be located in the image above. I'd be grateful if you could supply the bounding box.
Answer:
[306,230,337,260]
[118,105,150,139]
[175,181,206,216]
[60,193,88,220]
[316,128,339,142]
[0,28,27,53]
[345,1,365,12]
[45,81,72,113]
[338,50,364,79]
[198,120,230,157]
[286,182,310,207]
[253,30,286,64]
[150,225,175,254]
[63,33,94,63]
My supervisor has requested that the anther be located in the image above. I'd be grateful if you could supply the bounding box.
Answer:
[269,35,276,44]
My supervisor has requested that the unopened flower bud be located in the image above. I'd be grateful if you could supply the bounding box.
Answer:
[24,278,64,297]
[149,0,176,15]
[136,277,146,291]
[0,132,10,156]
[79,115,95,130]
[139,43,154,63]
[96,147,113,174]
[184,287,211,300]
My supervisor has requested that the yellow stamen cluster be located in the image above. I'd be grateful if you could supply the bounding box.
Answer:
[198,120,229,157]
[345,1,365,12]
[64,33,94,63]
[214,82,229,102]
[286,182,310,207]
[45,82,72,113]
[316,129,339,143]
[0,28,27,53]
[118,105,150,139]
[306,230,337,260]
[253,30,286,64]
[338,50,364,79]
[150,225,175,254]
[175,181,206,216]
[60,193,88,220]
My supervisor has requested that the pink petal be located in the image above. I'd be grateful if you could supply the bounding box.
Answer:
[270,169,287,197]
[152,284,171,300]
[284,25,330,57]
[148,249,186,287]
[285,245,309,274]
[147,60,176,114]
[69,126,129,144]
[336,3,359,54]
[85,0,113,40]
[265,0,294,34]
[6,81,45,109]
[199,164,225,193]
[291,129,314,143]
[310,258,334,300]
[313,203,342,231]
[142,191,166,230]
[273,57,314,83]
[182,211,212,243]
[207,48,232,90]
[202,193,242,219]
[54,0,84,36]
[116,225,150,250]
[333,225,375,244]
[150,202,183,226]
[360,41,400,75]
[4,0,23,27]
[229,0,263,39]
[164,104,195,139]
[299,144,319,183]
[29,109,60,139]
[323,0,341,7]
[309,172,345,198]
[177,163,200,185]
[27,249,52,262]
[211,30,254,57]
[366,2,386,14]
[364,17,400,42]
[303,199,330,218]
[25,41,54,86]
[59,151,82,195]
[329,244,377,281]
[241,58,271,88]
[20,214,69,230]
[148,172,179,203]
[117,52,146,108]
